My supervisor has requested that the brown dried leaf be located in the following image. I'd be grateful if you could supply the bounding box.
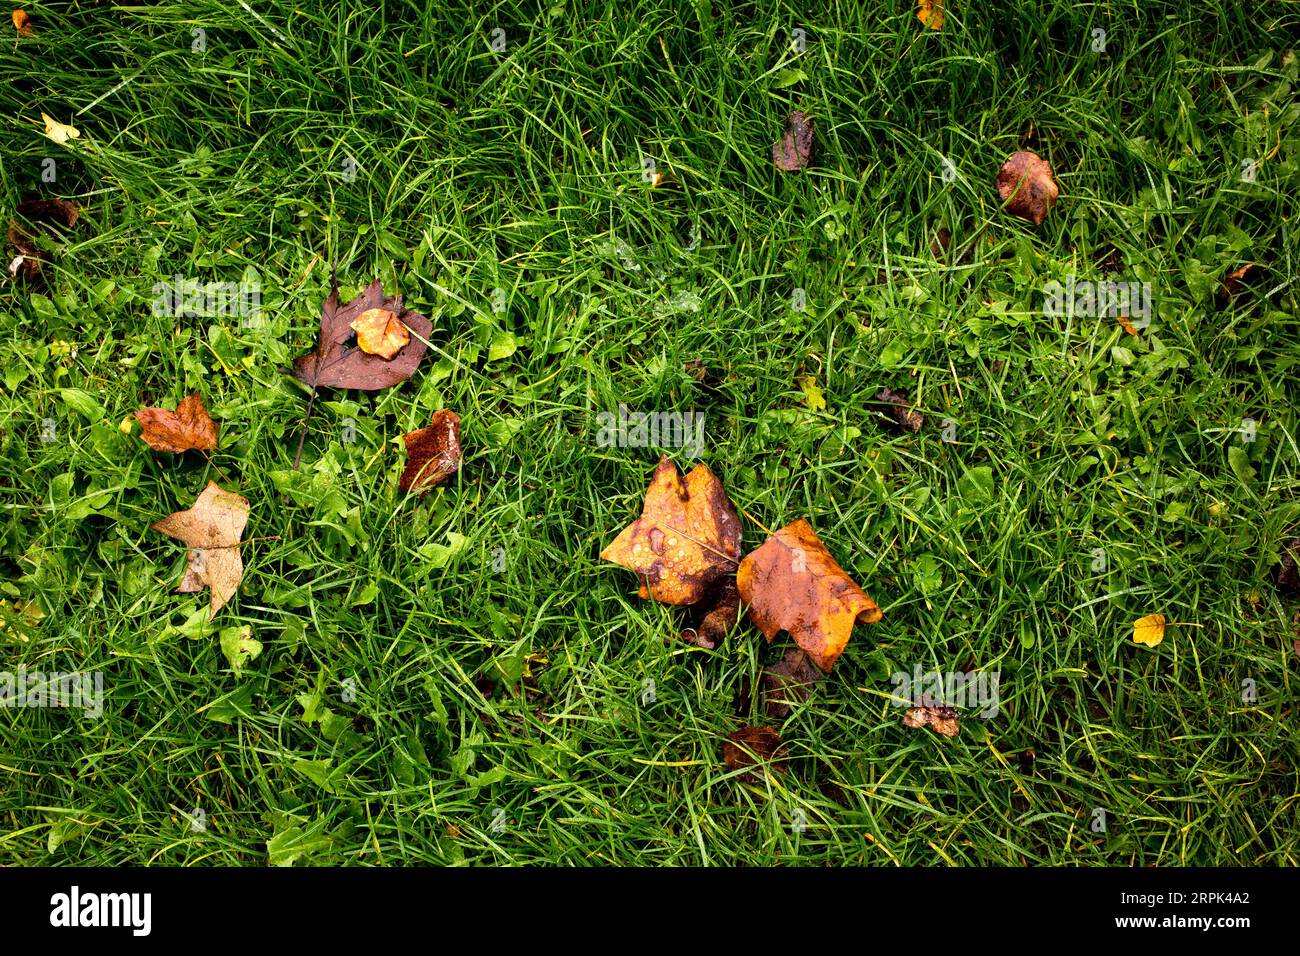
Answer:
[1218,263,1260,308]
[601,455,742,606]
[723,725,787,781]
[762,646,824,719]
[874,387,924,433]
[13,10,34,36]
[134,393,219,453]
[773,111,813,172]
[1276,537,1300,596]
[16,198,79,228]
[150,481,249,620]
[903,704,960,737]
[7,197,80,283]
[680,575,740,649]
[292,279,431,391]
[399,409,463,494]
[996,150,1059,225]
[737,518,881,672]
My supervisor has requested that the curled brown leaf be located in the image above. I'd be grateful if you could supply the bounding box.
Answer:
[996,150,1059,225]
[399,409,463,494]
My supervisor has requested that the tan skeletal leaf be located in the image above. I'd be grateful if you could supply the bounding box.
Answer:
[151,482,249,620]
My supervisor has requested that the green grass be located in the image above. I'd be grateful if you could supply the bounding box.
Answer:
[1,0,1297,866]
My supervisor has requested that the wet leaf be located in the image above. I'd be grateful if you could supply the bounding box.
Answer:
[903,705,959,737]
[399,409,463,494]
[874,387,924,433]
[1218,263,1260,308]
[996,150,1058,225]
[601,455,742,606]
[133,392,219,453]
[41,113,79,144]
[151,481,250,620]
[798,373,826,411]
[723,725,787,780]
[737,518,881,672]
[1275,538,1299,595]
[773,111,813,172]
[220,625,262,675]
[1132,613,1165,648]
[762,646,823,719]
[7,197,80,283]
[917,0,944,30]
[16,198,79,228]
[679,575,740,649]
[292,278,431,391]
[350,306,410,360]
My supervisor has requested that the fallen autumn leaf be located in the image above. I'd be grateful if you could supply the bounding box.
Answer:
[133,393,219,453]
[151,481,250,620]
[996,150,1058,225]
[399,409,463,494]
[737,517,881,672]
[601,455,742,606]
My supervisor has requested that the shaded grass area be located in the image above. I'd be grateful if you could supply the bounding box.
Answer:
[0,0,1297,864]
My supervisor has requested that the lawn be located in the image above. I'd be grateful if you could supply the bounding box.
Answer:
[0,0,1297,866]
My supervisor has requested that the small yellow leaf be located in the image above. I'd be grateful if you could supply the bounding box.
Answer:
[119,415,135,434]
[41,113,80,144]
[350,307,409,360]
[13,9,34,36]
[917,0,944,30]
[1132,613,1165,647]
[798,373,826,412]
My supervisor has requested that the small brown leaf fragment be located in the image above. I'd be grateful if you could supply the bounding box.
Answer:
[723,725,787,781]
[737,518,881,672]
[601,456,742,606]
[399,409,462,494]
[13,9,34,36]
[996,150,1059,225]
[134,393,219,453]
[1116,315,1141,336]
[762,646,824,719]
[1276,537,1300,596]
[16,198,79,228]
[773,111,813,172]
[930,227,951,259]
[350,307,410,360]
[680,575,740,649]
[150,481,249,620]
[7,197,80,284]
[1218,263,1260,308]
[903,704,960,737]
[292,279,431,391]
[874,387,924,433]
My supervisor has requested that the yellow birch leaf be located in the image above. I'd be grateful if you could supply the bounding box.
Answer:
[1132,613,1165,647]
